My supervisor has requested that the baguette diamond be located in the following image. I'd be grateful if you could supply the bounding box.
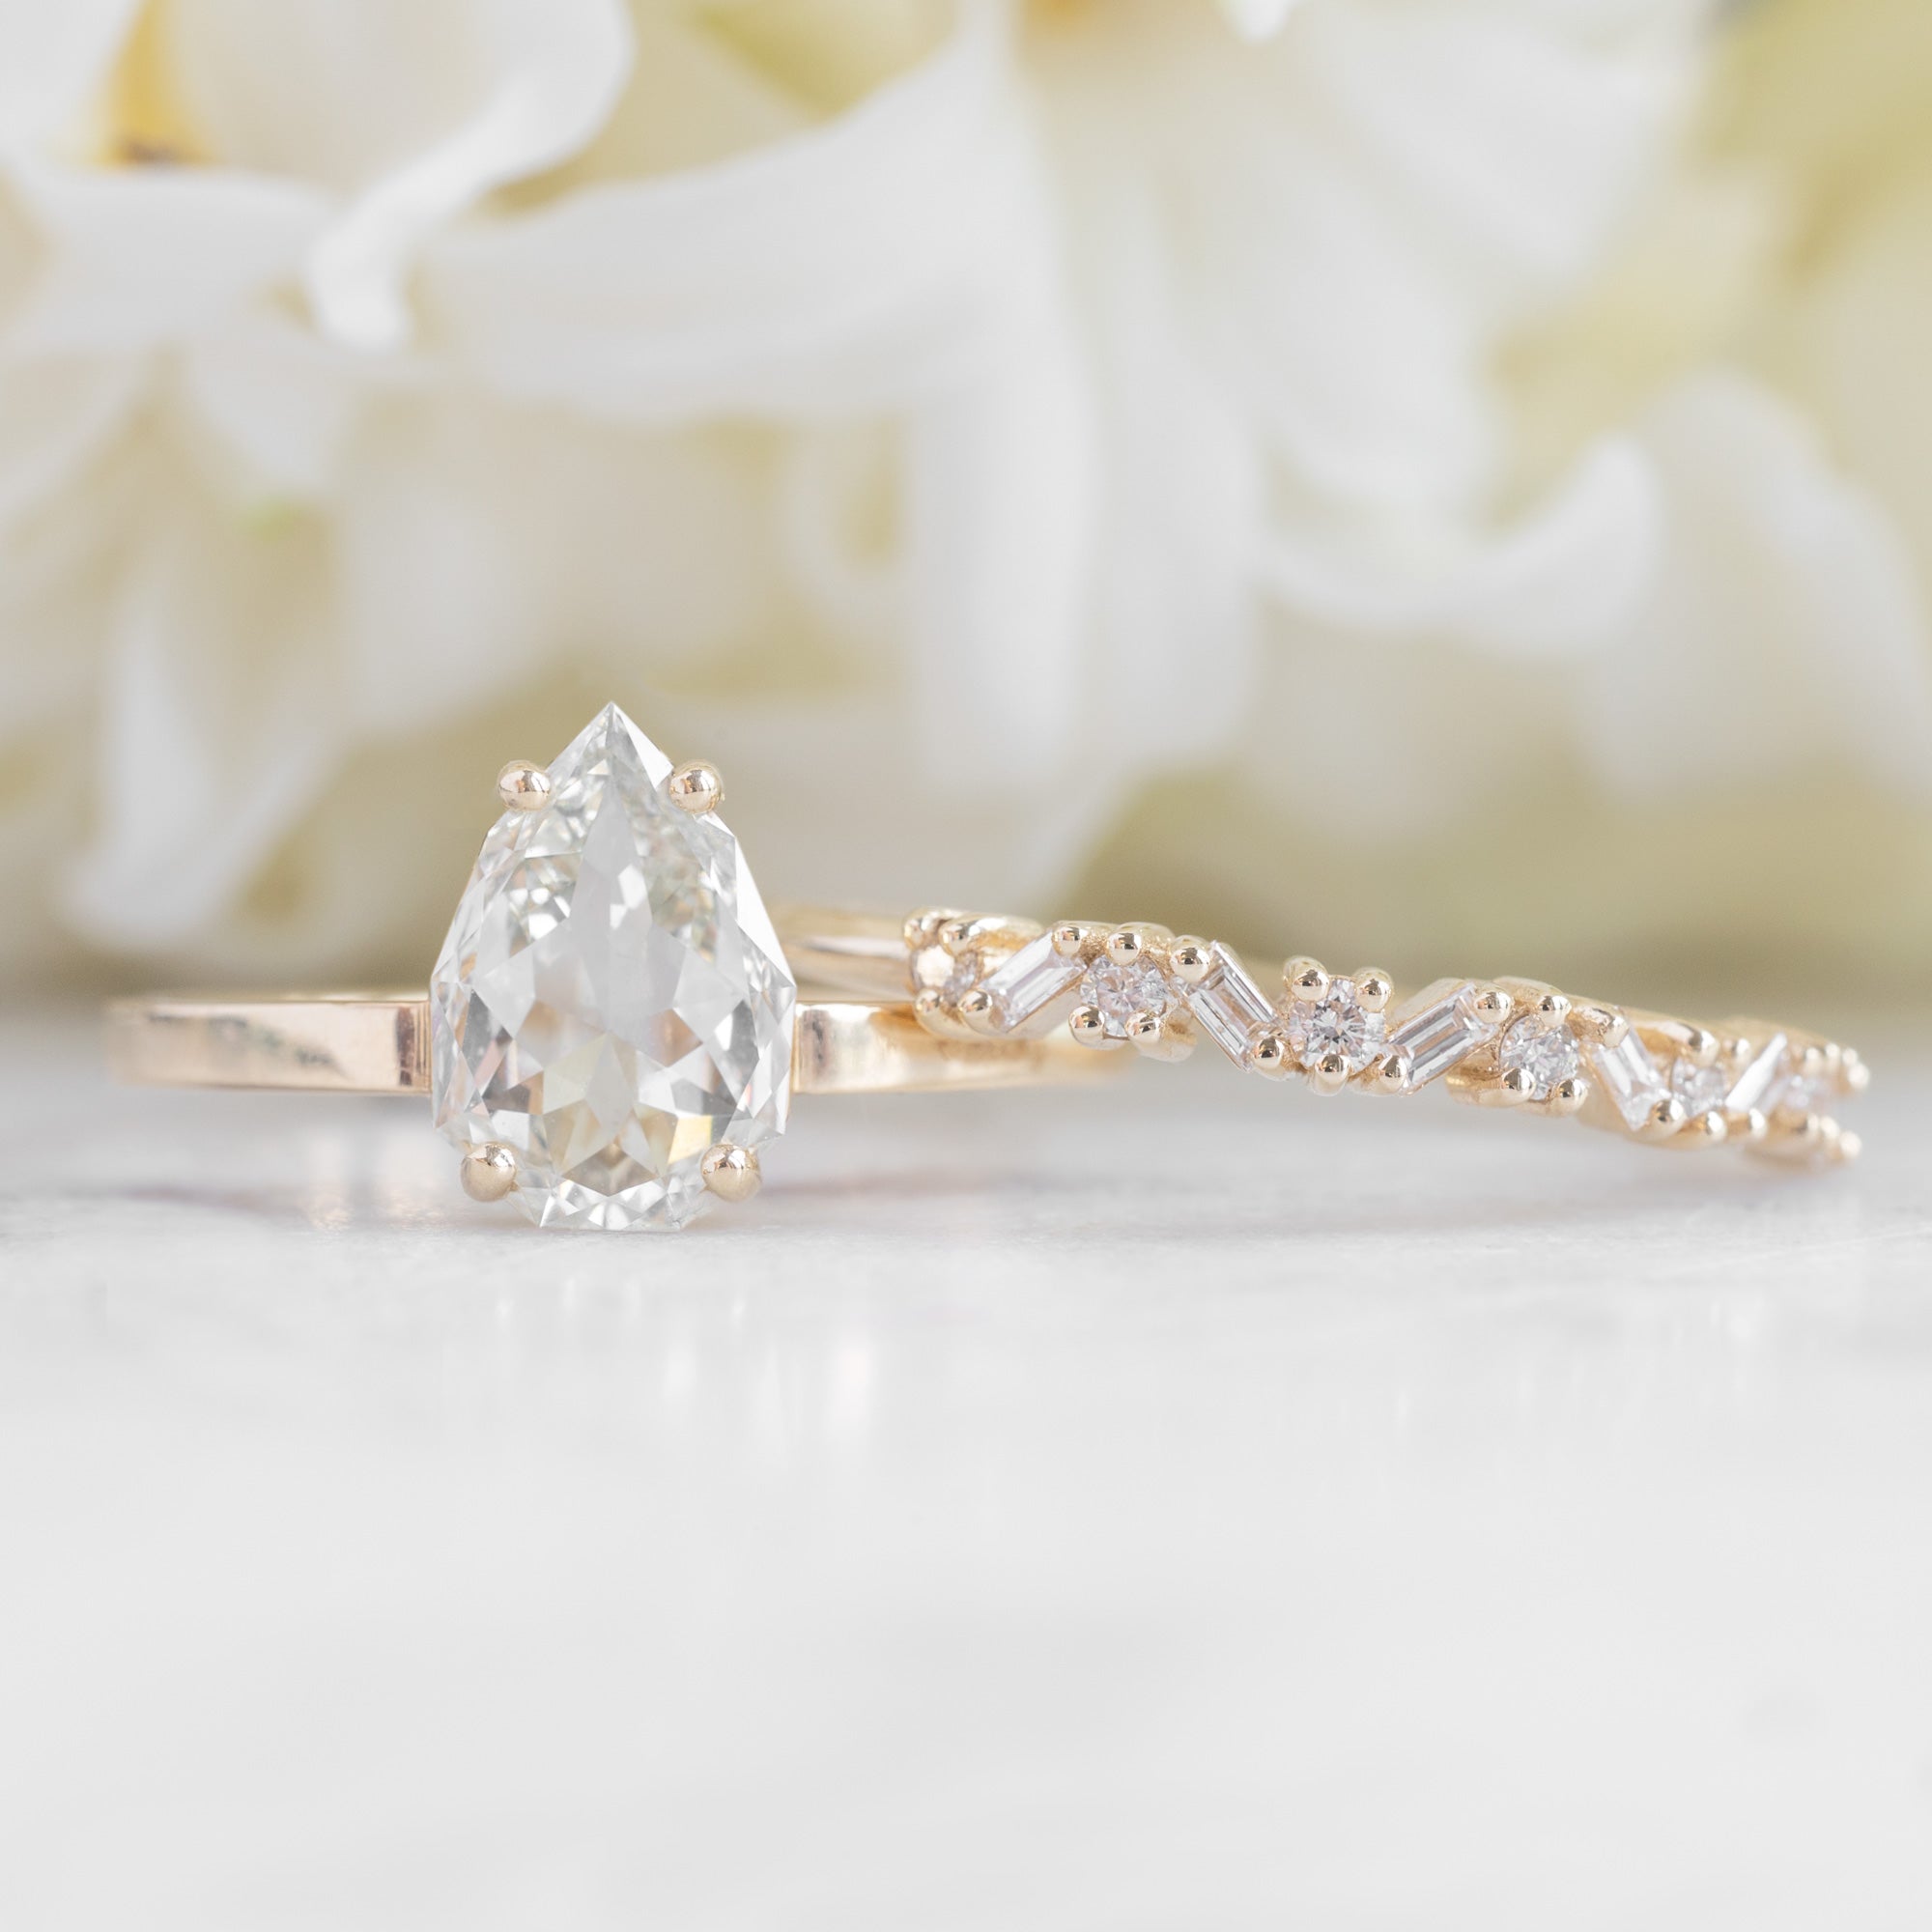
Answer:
[1725,1033,1788,1115]
[1186,945,1277,1063]
[1588,1026,1667,1129]
[1383,980,1500,1090]
[979,933,1084,1031]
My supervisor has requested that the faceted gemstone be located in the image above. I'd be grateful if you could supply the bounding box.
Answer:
[430,703,795,1231]
[1080,959,1173,1038]
[1669,1056,1731,1120]
[1498,1016,1581,1100]
[1771,1073,1827,1119]
[1383,980,1499,1091]
[1586,1024,1667,1129]
[1185,944,1277,1063]
[911,938,983,1006]
[979,932,1084,1032]
[1725,1033,1788,1115]
[1286,976,1386,1074]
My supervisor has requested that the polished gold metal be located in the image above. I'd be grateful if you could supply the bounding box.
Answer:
[879,905,1865,1168]
[699,1144,761,1203]
[460,1142,519,1202]
[109,903,1867,1182]
[496,760,552,812]
[107,990,1123,1099]
[666,759,724,814]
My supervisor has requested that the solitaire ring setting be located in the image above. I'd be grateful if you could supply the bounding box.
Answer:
[108,702,1867,1232]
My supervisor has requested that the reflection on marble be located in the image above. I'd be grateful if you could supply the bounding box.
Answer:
[1,1011,1929,1927]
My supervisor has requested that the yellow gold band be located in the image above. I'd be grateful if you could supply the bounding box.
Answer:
[103,989,1119,1099]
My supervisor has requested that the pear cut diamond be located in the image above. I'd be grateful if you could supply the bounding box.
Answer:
[430,704,795,1230]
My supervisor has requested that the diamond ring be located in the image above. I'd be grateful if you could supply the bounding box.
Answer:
[107,703,1866,1233]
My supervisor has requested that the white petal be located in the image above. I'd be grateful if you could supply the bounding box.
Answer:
[1260,440,1662,657]
[0,353,142,535]
[1,156,323,352]
[175,309,374,505]
[1305,2,1698,312]
[160,0,633,349]
[0,0,141,146]
[64,473,344,947]
[1578,371,1932,797]
[902,279,1098,784]
[1218,0,1306,43]
[327,390,792,734]
[423,8,1028,416]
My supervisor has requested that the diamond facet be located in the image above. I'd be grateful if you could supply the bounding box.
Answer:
[1185,945,1277,1063]
[1586,1024,1667,1129]
[1669,1056,1730,1119]
[1725,1033,1787,1115]
[1080,959,1173,1038]
[1285,977,1385,1074]
[911,934,986,1008]
[1498,1016,1581,1100]
[1382,980,1499,1090]
[430,704,796,1231]
[978,932,1084,1032]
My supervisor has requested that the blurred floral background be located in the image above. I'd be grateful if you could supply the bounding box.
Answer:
[1,0,1927,1007]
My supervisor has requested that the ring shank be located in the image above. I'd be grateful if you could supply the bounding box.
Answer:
[104,994,1121,1098]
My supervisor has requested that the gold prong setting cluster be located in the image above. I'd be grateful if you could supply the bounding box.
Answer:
[903,909,1865,1165]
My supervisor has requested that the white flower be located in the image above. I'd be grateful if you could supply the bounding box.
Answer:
[0,0,1926,985]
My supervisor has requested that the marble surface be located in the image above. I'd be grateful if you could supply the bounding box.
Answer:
[2,1009,1929,1928]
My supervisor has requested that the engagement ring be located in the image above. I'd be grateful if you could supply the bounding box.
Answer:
[107,704,1867,1232]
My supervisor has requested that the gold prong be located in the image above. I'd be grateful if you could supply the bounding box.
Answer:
[1307,1052,1350,1096]
[1571,1005,1628,1049]
[1547,1075,1588,1117]
[1052,922,1097,960]
[1139,1011,1195,1062]
[1495,1066,1535,1107]
[1068,1005,1117,1050]
[1725,1034,1755,1071]
[1168,937,1213,985]
[912,988,974,1039]
[1689,1110,1729,1149]
[1796,1042,1830,1082]
[1470,985,1513,1026]
[938,917,975,957]
[1841,1050,1870,1095]
[1354,969,1393,1014]
[1637,1095,1690,1143]
[1369,1051,1410,1095]
[1534,990,1571,1025]
[903,907,962,952]
[1249,1028,1293,1080]
[1284,956,1327,1004]
[1736,1107,1769,1144]
[1684,1027,1721,1068]
[667,759,724,814]
[496,760,552,813]
[1103,926,1145,967]
[1834,1128,1862,1165]
[459,1142,518,1203]
[699,1142,761,1204]
[957,988,1003,1037]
